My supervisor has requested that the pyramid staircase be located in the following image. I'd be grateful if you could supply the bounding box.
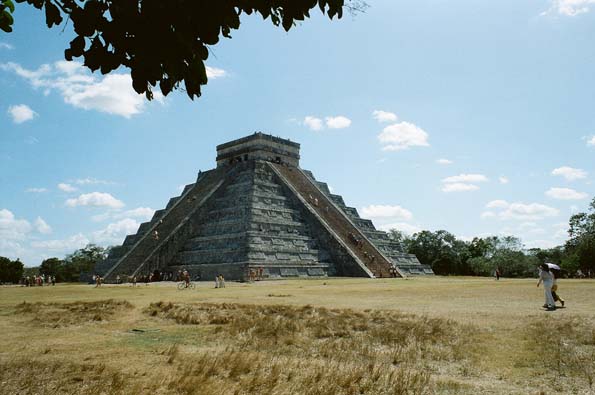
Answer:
[269,163,402,278]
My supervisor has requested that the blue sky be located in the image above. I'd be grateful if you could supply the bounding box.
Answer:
[1,0,594,266]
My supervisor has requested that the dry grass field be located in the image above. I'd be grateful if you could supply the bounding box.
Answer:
[1,276,594,395]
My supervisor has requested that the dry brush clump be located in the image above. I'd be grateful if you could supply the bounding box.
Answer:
[145,302,473,353]
[144,302,480,394]
[168,350,432,395]
[0,358,129,395]
[521,317,595,391]
[13,299,133,327]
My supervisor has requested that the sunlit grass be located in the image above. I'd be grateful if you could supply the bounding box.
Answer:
[1,277,594,394]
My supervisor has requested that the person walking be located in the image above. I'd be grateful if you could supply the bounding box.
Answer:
[547,263,565,307]
[537,263,555,311]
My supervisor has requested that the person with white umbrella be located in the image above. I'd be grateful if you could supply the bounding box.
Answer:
[537,263,556,311]
[546,262,565,307]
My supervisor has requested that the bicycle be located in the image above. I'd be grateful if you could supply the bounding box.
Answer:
[177,282,196,290]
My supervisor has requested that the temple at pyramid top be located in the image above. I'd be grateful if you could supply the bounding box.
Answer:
[96,132,433,282]
[216,132,300,167]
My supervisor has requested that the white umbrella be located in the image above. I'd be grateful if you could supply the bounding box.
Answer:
[546,263,561,270]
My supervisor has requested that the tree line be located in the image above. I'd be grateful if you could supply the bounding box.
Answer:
[0,244,107,284]
[1,198,593,283]
[390,197,595,278]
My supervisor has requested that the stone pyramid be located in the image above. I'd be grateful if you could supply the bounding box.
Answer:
[98,133,433,281]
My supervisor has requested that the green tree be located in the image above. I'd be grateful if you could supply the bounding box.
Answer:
[405,230,471,275]
[387,229,411,251]
[61,244,107,282]
[565,197,595,276]
[22,266,39,278]
[0,256,24,283]
[466,236,537,278]
[2,0,365,99]
[39,257,64,281]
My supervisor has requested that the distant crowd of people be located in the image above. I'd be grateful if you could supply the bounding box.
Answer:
[248,267,265,281]
[96,269,203,287]
[21,275,55,287]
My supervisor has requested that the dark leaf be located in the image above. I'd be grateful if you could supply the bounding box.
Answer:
[69,35,85,57]
[4,0,15,13]
[44,1,62,28]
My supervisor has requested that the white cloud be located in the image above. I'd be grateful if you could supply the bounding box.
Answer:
[483,201,559,221]
[499,176,509,184]
[376,222,421,234]
[544,0,595,16]
[551,166,587,181]
[360,204,417,234]
[25,187,48,193]
[303,115,352,131]
[31,233,89,252]
[0,209,31,240]
[0,42,13,50]
[118,207,154,220]
[436,158,453,165]
[372,110,397,123]
[503,203,559,220]
[34,217,52,234]
[304,116,323,131]
[205,66,226,79]
[65,192,125,209]
[360,204,413,221]
[92,207,155,222]
[545,187,588,200]
[441,183,479,192]
[378,121,430,151]
[480,211,496,219]
[325,116,351,129]
[441,173,488,193]
[587,136,595,146]
[58,183,77,193]
[92,218,140,244]
[0,239,26,261]
[486,200,509,209]
[7,104,37,124]
[442,174,488,184]
[1,61,175,118]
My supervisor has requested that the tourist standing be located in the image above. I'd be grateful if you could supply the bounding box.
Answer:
[183,270,190,288]
[537,263,555,311]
